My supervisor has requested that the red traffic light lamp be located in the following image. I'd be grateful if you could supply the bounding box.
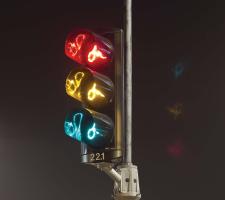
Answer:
[65,29,113,68]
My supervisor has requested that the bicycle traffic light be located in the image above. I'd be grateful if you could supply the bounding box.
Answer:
[64,29,124,163]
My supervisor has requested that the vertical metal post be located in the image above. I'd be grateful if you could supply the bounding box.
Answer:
[125,0,132,164]
[103,2,141,199]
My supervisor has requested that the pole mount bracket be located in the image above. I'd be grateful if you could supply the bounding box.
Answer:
[113,164,141,200]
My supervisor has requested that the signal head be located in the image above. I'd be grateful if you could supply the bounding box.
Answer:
[64,108,114,149]
[66,67,114,109]
[65,29,113,68]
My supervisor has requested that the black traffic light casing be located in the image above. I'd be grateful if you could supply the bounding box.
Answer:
[64,29,124,164]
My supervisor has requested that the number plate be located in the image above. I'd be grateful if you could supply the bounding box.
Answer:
[81,149,122,164]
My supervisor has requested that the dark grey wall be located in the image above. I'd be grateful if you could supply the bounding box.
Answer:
[0,1,224,199]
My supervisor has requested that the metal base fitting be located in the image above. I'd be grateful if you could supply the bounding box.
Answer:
[97,164,141,200]
[113,164,141,200]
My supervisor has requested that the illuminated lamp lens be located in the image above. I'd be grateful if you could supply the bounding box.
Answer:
[82,110,114,149]
[64,108,93,142]
[85,41,113,68]
[65,30,95,65]
[82,72,114,108]
[64,108,114,149]
[65,67,93,102]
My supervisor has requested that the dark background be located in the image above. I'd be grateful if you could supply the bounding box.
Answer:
[0,0,225,199]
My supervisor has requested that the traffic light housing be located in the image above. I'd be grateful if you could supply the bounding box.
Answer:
[64,29,124,164]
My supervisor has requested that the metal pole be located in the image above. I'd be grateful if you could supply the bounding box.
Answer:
[125,0,132,164]
[106,2,141,199]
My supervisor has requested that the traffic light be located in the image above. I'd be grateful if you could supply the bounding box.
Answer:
[64,29,124,164]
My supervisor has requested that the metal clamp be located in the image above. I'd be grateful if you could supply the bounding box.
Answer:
[113,164,141,200]
[97,163,141,200]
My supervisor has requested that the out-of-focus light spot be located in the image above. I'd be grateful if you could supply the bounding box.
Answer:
[87,123,100,140]
[88,45,107,63]
[167,103,183,119]
[167,140,184,158]
[87,83,105,101]
[64,113,83,141]
[66,72,85,98]
[172,62,185,79]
